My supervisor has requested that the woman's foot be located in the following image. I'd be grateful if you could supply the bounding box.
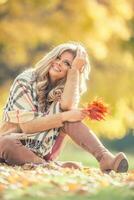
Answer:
[99,152,129,173]
[55,161,82,170]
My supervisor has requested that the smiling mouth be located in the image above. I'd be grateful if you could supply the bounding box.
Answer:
[52,65,61,72]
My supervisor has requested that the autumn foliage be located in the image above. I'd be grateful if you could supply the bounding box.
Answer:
[84,98,109,121]
[0,162,133,198]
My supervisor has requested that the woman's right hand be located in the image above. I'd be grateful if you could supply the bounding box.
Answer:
[71,46,87,73]
[61,109,89,122]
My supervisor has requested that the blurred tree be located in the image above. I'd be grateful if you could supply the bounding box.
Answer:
[0,0,134,138]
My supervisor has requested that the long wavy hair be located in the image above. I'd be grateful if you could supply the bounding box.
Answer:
[34,42,91,113]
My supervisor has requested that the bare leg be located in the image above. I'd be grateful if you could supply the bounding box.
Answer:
[0,136,44,166]
[44,132,67,161]
[60,121,128,173]
[44,132,82,170]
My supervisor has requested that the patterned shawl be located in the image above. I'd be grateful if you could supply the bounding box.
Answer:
[2,69,63,157]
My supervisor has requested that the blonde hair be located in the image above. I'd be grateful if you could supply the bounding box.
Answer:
[34,42,91,113]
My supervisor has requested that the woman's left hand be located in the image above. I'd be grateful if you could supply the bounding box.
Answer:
[71,46,87,73]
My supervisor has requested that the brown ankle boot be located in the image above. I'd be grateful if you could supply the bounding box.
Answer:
[61,121,129,173]
[99,152,128,173]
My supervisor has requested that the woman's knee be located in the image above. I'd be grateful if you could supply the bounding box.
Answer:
[61,121,86,134]
[0,136,17,152]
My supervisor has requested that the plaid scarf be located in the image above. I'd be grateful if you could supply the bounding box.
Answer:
[2,69,62,157]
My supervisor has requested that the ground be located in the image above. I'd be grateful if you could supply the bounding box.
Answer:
[0,143,133,200]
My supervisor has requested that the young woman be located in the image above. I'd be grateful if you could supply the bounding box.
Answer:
[0,42,128,173]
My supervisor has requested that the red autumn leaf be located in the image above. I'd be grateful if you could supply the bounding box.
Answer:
[84,98,109,121]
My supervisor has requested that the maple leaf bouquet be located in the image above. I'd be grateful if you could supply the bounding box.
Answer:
[83,98,109,121]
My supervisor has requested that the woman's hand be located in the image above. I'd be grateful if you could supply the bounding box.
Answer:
[71,46,87,73]
[61,109,89,122]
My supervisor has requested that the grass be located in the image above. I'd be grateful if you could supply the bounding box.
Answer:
[4,186,134,200]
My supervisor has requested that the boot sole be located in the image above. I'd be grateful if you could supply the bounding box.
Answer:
[114,153,128,173]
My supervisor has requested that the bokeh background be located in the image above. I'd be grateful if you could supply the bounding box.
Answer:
[0,0,134,162]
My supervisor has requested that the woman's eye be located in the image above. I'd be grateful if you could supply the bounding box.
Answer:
[64,61,71,67]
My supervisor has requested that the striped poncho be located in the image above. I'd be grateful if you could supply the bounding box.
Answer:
[2,69,64,158]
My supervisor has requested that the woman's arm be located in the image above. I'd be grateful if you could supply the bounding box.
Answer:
[20,112,64,134]
[60,47,86,111]
[19,108,88,134]
[60,68,80,111]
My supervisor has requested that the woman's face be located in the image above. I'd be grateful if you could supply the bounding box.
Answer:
[48,51,74,84]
